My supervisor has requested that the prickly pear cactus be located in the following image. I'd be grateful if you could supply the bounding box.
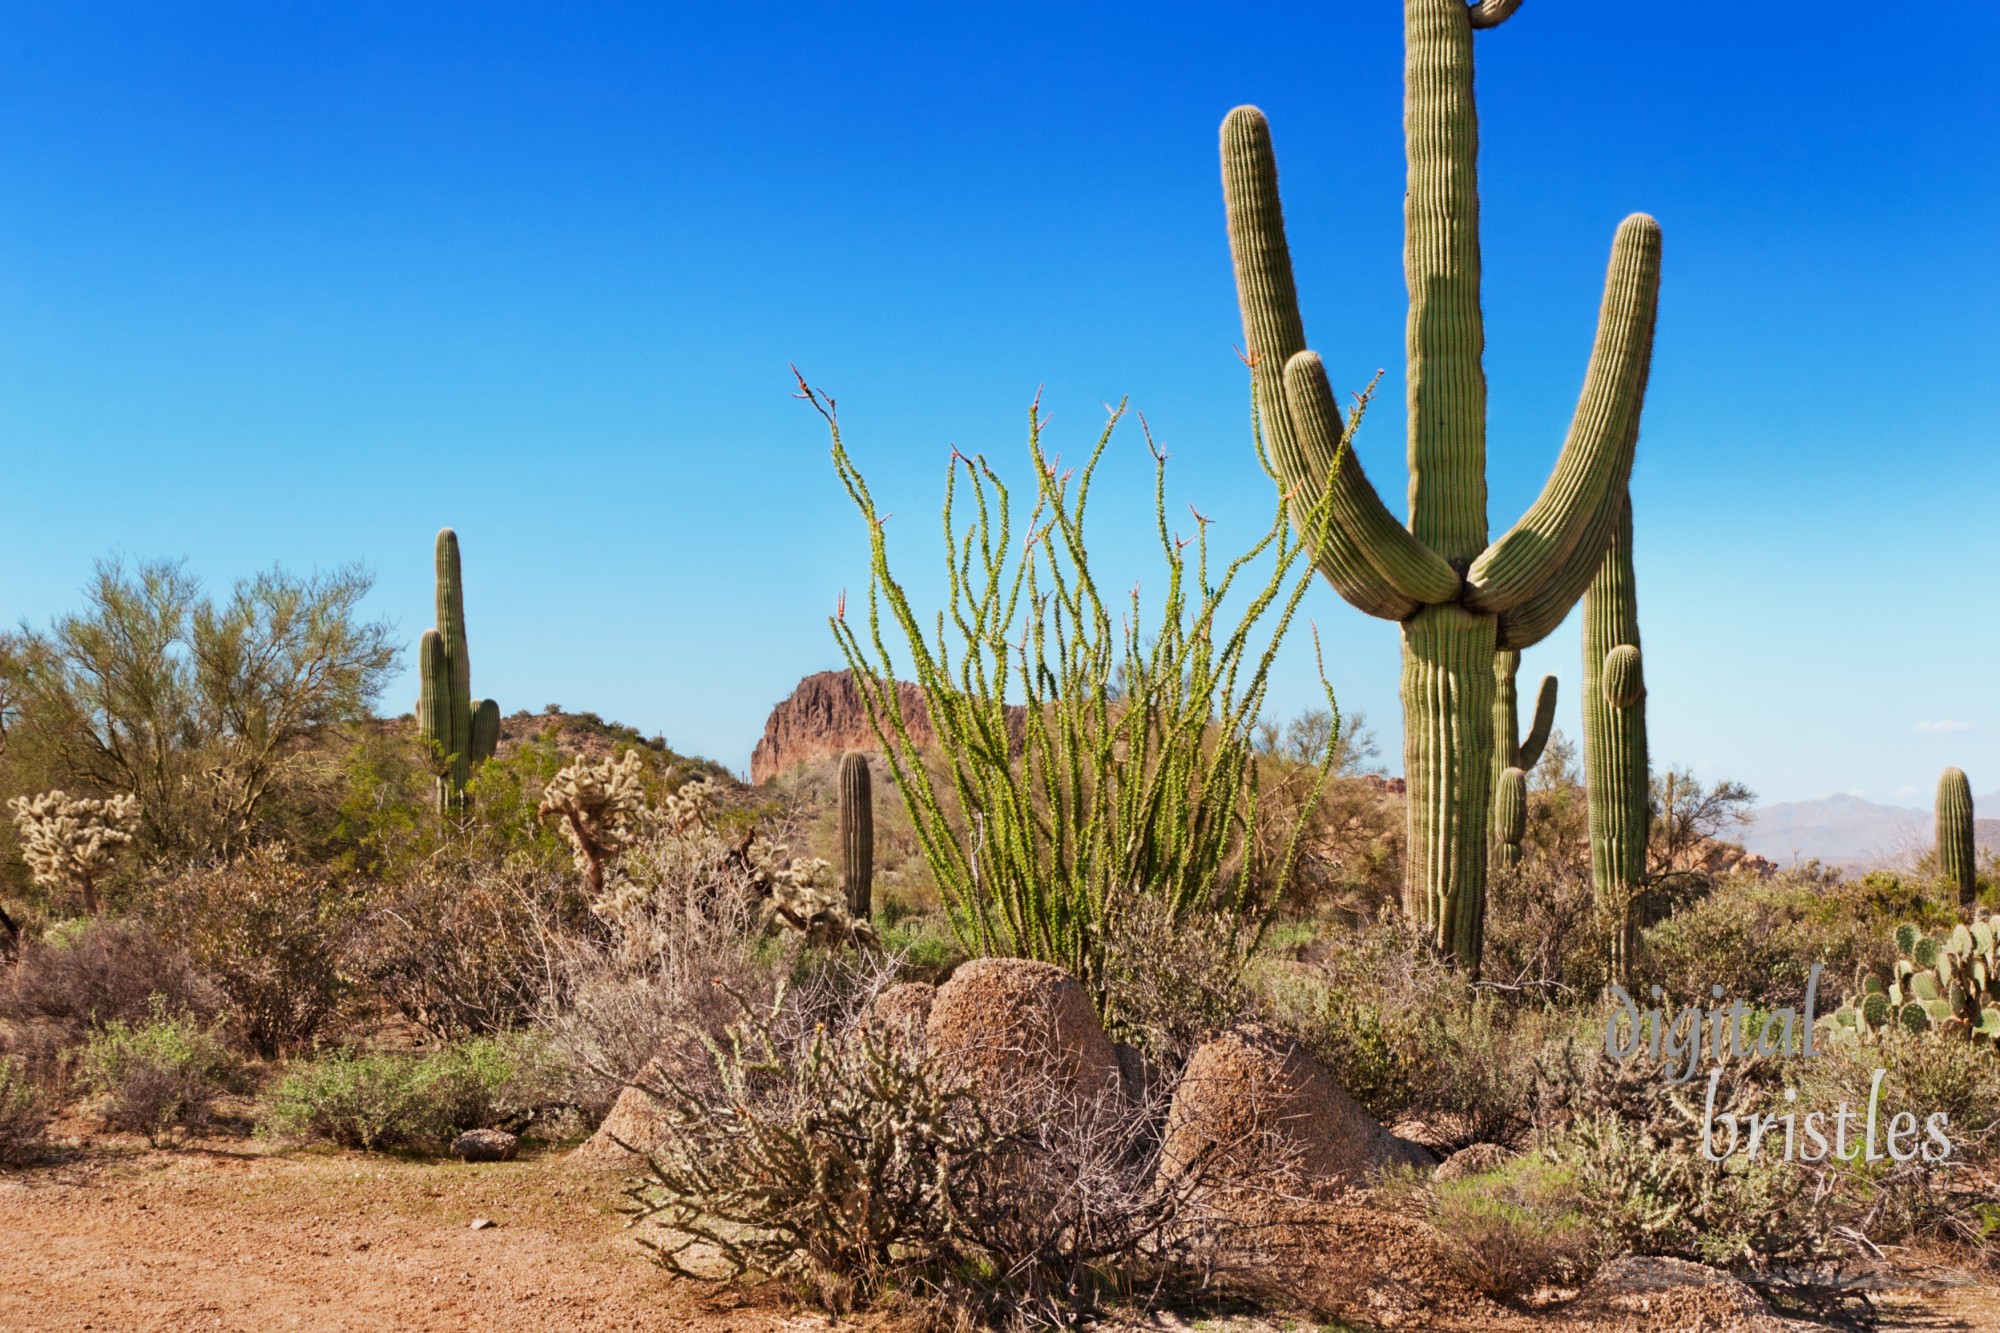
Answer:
[1823,910,2000,1048]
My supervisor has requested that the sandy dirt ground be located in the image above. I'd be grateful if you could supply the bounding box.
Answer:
[0,1145,833,1333]
[2,1141,1996,1333]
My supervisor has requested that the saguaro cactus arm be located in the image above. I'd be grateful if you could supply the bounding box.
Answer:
[417,629,452,773]
[1222,108,1436,621]
[1583,493,1649,981]
[1519,672,1558,770]
[1463,216,1661,614]
[470,699,501,765]
[1467,0,1524,29]
[1281,352,1462,603]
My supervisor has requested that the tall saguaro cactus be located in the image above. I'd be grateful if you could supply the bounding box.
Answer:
[1221,0,1661,967]
[1492,653,1557,871]
[419,528,501,812]
[1582,494,1648,981]
[1938,767,1976,907]
[839,751,875,921]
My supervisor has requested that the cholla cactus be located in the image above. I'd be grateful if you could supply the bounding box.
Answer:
[555,764,876,950]
[7,790,141,916]
[538,750,649,895]
[744,837,874,949]
[1823,913,2000,1047]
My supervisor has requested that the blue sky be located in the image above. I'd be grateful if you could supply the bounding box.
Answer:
[1,2,1994,805]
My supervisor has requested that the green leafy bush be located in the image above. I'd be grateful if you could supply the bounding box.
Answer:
[1385,1155,1598,1299]
[83,1001,236,1147]
[260,1034,559,1153]
[1643,869,1942,1012]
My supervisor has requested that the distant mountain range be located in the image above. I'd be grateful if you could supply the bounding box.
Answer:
[1740,792,2000,872]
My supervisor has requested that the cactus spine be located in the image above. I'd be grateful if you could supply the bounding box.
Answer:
[419,528,500,812]
[1220,0,1661,969]
[1938,767,1976,907]
[839,751,874,921]
[1492,652,1557,871]
[1582,494,1648,982]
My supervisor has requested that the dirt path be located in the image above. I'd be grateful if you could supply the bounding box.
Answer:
[3,1142,1995,1333]
[0,1144,826,1333]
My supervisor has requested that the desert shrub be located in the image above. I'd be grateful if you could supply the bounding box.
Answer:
[0,918,222,1034]
[83,1000,237,1147]
[1789,1028,2000,1259]
[1384,1154,1598,1299]
[1531,1039,1862,1298]
[873,907,965,985]
[1099,889,1261,1070]
[536,818,786,1123]
[3,558,395,862]
[1262,917,1552,1148]
[1642,868,1937,1011]
[0,1057,49,1166]
[148,846,364,1057]
[1479,732,1610,998]
[625,978,1234,1326]
[260,1033,560,1153]
[364,848,582,1040]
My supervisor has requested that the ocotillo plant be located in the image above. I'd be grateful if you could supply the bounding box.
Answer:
[1583,494,1648,981]
[1492,653,1557,871]
[1938,767,1976,907]
[419,528,501,812]
[1221,0,1662,967]
[839,751,874,921]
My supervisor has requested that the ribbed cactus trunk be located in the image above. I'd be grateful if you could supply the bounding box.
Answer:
[1491,650,1556,870]
[419,528,501,813]
[1220,0,1660,971]
[1937,767,1976,907]
[839,751,874,921]
[1582,495,1648,983]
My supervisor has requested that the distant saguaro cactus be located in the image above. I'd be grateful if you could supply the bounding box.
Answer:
[1582,494,1649,982]
[1492,653,1557,871]
[418,528,501,812]
[1220,0,1661,968]
[1938,767,1976,907]
[838,752,874,922]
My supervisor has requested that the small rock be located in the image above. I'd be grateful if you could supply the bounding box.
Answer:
[1435,1142,1511,1181]
[469,1217,494,1231]
[451,1129,518,1163]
